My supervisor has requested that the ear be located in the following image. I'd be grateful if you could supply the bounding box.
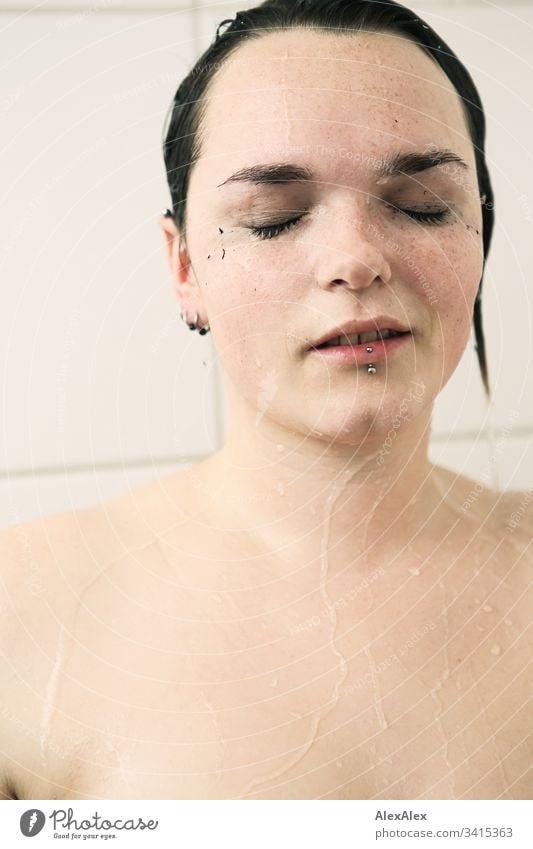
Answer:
[158,212,202,312]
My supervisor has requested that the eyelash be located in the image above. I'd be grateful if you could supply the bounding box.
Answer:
[249,207,450,240]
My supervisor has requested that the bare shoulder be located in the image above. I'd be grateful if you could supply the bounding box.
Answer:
[0,471,189,799]
[431,464,533,569]
[499,487,533,537]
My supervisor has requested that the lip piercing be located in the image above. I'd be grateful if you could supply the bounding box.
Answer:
[365,345,376,374]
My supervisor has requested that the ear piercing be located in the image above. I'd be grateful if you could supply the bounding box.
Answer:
[180,310,210,336]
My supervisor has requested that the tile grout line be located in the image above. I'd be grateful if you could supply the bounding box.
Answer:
[1,427,532,481]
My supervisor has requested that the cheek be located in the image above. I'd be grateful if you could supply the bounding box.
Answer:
[203,253,295,398]
[409,224,483,322]
[200,233,299,343]
[408,224,484,376]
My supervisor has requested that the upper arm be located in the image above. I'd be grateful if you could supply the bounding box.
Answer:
[0,522,38,799]
[0,514,87,800]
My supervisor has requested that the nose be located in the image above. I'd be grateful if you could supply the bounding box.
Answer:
[315,208,392,292]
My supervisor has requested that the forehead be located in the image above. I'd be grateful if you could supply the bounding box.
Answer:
[196,29,471,175]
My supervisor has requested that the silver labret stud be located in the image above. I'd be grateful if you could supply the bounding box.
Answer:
[366,346,373,353]
[367,364,377,375]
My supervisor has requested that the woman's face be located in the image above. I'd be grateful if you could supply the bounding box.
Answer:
[179,29,484,442]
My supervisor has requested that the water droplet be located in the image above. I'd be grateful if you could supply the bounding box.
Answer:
[408,566,420,577]
[276,443,284,452]
[474,598,480,604]
[254,356,262,368]
[482,604,493,613]
[211,593,223,604]
[504,618,513,626]
[270,677,278,687]
[490,645,501,655]
[336,760,343,768]
[477,626,486,632]
[289,711,302,719]
[277,482,285,496]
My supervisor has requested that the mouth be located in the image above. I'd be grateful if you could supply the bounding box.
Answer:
[312,328,410,349]
[307,329,413,365]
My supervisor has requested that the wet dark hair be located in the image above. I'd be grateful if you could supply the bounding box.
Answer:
[162,0,494,396]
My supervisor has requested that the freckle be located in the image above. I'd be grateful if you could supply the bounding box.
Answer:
[207,254,211,259]
[219,227,223,234]
[222,248,225,260]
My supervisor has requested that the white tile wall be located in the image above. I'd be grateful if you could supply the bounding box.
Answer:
[0,461,186,529]
[1,1,532,529]
[0,10,219,474]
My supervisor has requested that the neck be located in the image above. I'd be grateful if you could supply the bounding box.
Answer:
[195,381,443,569]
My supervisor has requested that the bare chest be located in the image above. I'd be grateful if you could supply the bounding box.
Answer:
[37,532,531,801]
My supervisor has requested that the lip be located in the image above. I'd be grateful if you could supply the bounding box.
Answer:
[308,316,411,350]
[307,331,412,365]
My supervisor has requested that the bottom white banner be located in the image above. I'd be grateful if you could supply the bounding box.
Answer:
[1,799,531,848]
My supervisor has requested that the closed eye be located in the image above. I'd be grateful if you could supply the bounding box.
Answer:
[248,214,305,240]
[388,203,451,225]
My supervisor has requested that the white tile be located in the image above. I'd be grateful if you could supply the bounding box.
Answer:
[487,431,533,492]
[0,11,220,471]
[0,462,189,529]
[429,430,533,492]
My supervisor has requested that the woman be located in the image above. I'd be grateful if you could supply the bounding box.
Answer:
[0,0,531,801]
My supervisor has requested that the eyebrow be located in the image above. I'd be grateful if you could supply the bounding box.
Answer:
[216,149,469,188]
